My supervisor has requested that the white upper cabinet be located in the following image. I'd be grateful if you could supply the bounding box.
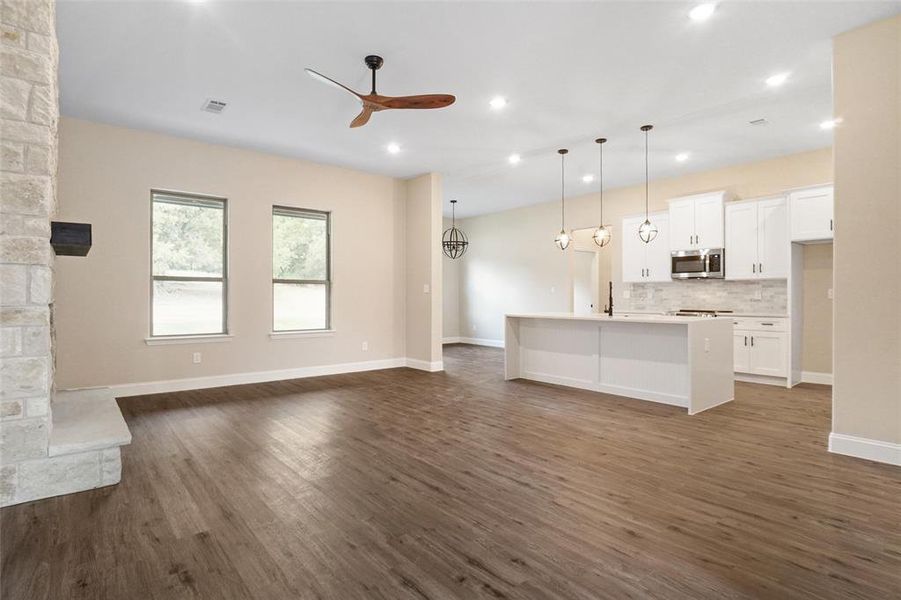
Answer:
[790,185,833,242]
[668,191,726,251]
[725,196,788,280]
[724,201,757,280]
[621,212,670,283]
[756,197,789,278]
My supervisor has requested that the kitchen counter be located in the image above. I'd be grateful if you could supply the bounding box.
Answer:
[504,312,734,415]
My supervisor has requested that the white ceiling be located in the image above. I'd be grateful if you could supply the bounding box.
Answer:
[57,1,901,217]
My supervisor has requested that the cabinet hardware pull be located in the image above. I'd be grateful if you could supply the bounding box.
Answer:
[759,263,763,273]
[751,336,755,347]
[761,322,774,326]
[744,336,748,346]
[752,264,756,273]
[830,219,833,231]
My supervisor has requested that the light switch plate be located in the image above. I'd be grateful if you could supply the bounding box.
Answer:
[192,352,201,364]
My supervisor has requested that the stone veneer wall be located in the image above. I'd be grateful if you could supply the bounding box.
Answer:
[0,0,58,505]
[620,279,788,315]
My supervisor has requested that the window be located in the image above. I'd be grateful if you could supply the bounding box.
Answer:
[151,191,227,337]
[272,207,330,331]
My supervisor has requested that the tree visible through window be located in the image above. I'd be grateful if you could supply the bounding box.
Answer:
[272,207,330,331]
[151,192,227,336]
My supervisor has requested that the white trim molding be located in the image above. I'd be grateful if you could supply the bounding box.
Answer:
[801,371,833,385]
[405,358,444,372]
[105,358,407,397]
[144,334,233,346]
[442,336,461,344]
[829,433,901,466]
[459,337,504,348]
[270,329,336,339]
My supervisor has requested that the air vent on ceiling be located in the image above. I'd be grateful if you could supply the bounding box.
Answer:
[749,118,769,126]
[202,99,227,114]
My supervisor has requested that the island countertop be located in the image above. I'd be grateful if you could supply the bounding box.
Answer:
[505,312,725,325]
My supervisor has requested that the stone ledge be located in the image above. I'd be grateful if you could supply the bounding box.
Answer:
[49,388,131,457]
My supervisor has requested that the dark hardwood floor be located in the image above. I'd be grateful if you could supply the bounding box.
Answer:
[3,344,900,599]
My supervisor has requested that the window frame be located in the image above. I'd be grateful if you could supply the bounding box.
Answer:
[149,189,229,338]
[271,205,332,333]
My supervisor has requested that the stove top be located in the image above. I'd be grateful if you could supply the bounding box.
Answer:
[668,309,734,318]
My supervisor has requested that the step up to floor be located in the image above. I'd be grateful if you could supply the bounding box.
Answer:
[50,388,132,457]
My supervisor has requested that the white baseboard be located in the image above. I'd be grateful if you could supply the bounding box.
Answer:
[801,371,833,385]
[405,358,444,372]
[442,336,461,344]
[104,357,408,397]
[734,373,788,387]
[829,433,901,466]
[458,337,504,348]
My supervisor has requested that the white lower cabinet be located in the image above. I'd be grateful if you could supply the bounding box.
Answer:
[732,318,788,378]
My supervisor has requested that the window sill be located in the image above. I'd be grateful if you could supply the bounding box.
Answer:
[145,334,233,346]
[269,329,336,340]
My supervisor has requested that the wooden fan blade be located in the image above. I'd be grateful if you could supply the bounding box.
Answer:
[305,68,363,100]
[349,106,374,128]
[375,94,456,110]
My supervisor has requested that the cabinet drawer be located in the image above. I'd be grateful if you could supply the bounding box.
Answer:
[732,318,787,332]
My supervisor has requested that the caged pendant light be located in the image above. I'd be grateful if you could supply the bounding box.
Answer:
[554,149,571,250]
[442,200,469,259]
[592,137,611,247]
[638,124,658,244]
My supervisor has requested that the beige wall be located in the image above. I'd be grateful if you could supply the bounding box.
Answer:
[442,218,460,339]
[404,173,442,365]
[832,16,901,445]
[801,244,833,375]
[56,118,412,389]
[458,148,833,342]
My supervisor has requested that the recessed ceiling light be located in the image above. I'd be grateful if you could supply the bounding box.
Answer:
[766,72,790,87]
[508,153,521,165]
[689,3,717,22]
[386,143,401,154]
[675,152,690,163]
[582,174,594,183]
[820,118,843,130]
[489,96,508,110]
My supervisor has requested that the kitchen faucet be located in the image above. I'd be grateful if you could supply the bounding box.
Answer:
[604,281,613,316]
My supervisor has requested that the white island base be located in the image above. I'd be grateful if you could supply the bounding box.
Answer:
[505,313,734,415]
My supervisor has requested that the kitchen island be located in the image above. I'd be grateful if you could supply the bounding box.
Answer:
[504,313,733,414]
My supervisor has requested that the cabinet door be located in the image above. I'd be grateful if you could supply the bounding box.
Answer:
[790,186,833,242]
[694,193,725,248]
[725,202,757,280]
[749,332,787,377]
[733,332,751,373]
[757,197,788,279]
[621,216,647,283]
[669,198,696,251]
[644,213,671,282]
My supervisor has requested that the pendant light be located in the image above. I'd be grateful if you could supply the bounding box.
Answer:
[442,199,469,259]
[638,124,658,243]
[554,148,571,250]
[592,137,611,247]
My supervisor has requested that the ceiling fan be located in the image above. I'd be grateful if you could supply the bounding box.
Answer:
[305,55,456,128]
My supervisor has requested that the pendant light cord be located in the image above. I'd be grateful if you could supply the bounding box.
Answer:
[644,128,649,219]
[599,142,604,225]
[561,152,565,228]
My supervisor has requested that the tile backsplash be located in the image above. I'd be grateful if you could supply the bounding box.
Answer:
[619,279,787,315]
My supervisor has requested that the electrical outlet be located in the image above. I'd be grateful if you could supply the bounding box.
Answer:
[423,284,430,294]
[827,288,833,300]
[704,338,710,353]
[550,286,556,294]
[361,341,368,351]
[623,289,631,299]
[192,352,201,364]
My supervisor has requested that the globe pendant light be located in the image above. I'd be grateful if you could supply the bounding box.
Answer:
[554,148,571,250]
[638,124,658,244]
[592,137,611,247]
[442,199,469,259]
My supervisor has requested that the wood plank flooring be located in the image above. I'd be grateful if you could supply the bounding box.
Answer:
[2,344,900,599]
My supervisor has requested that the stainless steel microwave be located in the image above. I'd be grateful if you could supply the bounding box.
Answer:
[671,249,725,279]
